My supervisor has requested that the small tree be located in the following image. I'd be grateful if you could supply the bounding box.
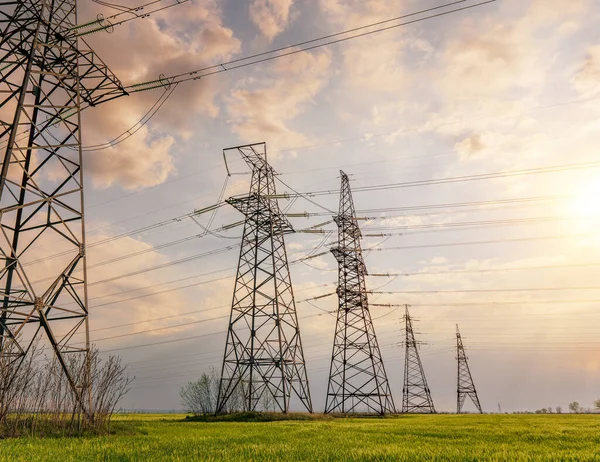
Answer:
[180,369,248,415]
[556,406,562,414]
[568,401,580,413]
[594,399,600,412]
[180,370,217,415]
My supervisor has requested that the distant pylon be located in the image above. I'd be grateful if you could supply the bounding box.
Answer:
[324,171,395,415]
[456,324,482,414]
[402,305,435,413]
[215,142,312,414]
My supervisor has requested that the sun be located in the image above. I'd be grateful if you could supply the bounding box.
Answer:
[569,177,600,220]
[567,176,600,238]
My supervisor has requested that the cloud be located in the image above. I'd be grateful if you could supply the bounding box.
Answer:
[319,0,410,98]
[250,0,295,41]
[437,20,544,100]
[451,131,523,163]
[571,44,600,96]
[419,0,591,139]
[76,0,241,190]
[454,134,486,161]
[318,0,405,28]
[434,0,589,99]
[84,132,175,191]
[319,0,409,109]
[225,50,331,151]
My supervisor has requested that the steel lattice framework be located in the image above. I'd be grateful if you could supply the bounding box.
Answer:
[325,170,395,415]
[456,324,482,414]
[216,142,312,414]
[0,0,125,411]
[402,305,435,413]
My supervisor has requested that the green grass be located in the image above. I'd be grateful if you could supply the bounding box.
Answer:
[1,413,599,461]
[184,410,333,422]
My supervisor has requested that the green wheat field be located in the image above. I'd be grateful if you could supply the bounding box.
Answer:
[1,413,599,461]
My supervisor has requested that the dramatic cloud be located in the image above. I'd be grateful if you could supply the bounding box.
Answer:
[249,0,295,41]
[225,50,331,151]
[84,131,175,191]
[77,0,241,190]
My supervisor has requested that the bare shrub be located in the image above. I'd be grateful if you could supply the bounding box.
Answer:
[88,350,133,431]
[180,367,246,415]
[180,368,218,415]
[0,339,133,437]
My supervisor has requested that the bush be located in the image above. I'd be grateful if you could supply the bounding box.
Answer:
[180,367,246,415]
[0,341,133,437]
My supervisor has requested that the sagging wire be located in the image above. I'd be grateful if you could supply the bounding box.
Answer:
[190,175,240,240]
[81,82,179,152]
[72,0,189,38]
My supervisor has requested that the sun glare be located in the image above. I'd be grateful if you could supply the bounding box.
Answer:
[568,177,600,237]
[570,178,600,219]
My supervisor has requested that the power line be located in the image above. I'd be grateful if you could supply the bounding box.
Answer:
[125,1,494,91]
[26,200,572,271]
[89,245,239,287]
[74,0,189,37]
[368,262,600,277]
[371,286,600,294]
[363,232,597,252]
[302,232,596,261]
[275,176,335,214]
[336,195,566,216]
[100,297,339,353]
[110,321,600,382]
[88,283,335,335]
[291,161,600,197]
[372,299,600,307]
[87,267,235,304]
[41,192,568,269]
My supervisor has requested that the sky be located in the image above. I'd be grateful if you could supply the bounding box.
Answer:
[57,0,600,412]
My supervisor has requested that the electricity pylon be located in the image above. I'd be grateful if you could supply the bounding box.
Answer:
[0,1,126,412]
[216,142,312,414]
[402,305,435,413]
[456,324,482,414]
[325,170,395,415]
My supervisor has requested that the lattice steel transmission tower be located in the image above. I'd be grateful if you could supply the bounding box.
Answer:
[402,305,435,413]
[0,0,126,411]
[456,324,482,414]
[216,142,312,414]
[325,171,395,415]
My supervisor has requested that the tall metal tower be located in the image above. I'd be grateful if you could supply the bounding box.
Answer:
[325,171,395,415]
[402,305,435,413]
[216,142,312,414]
[0,1,125,411]
[456,324,482,414]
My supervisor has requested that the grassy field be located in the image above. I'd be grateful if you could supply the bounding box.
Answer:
[1,413,599,461]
